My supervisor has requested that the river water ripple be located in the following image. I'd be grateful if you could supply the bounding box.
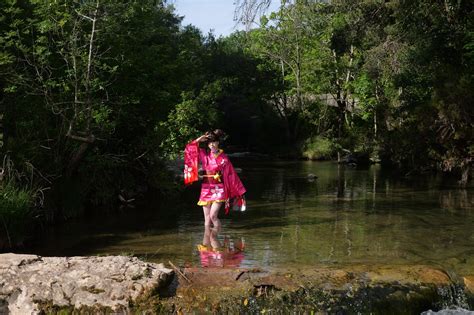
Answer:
[31,161,474,276]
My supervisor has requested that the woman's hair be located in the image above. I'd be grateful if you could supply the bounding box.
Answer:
[205,129,226,142]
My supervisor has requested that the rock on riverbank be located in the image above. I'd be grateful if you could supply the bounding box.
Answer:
[1,253,473,314]
[0,253,173,314]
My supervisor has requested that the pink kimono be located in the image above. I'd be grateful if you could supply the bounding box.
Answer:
[184,140,246,213]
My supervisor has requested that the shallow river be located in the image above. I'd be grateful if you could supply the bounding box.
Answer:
[31,161,474,276]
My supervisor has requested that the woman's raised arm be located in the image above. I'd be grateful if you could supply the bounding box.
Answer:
[195,134,209,143]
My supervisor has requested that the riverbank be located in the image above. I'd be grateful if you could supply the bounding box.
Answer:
[1,253,473,314]
[165,265,474,314]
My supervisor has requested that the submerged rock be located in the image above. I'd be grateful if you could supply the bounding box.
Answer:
[464,276,474,295]
[163,265,473,314]
[0,253,173,314]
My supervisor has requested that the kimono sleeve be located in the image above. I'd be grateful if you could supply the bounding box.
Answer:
[184,140,199,185]
[222,156,246,199]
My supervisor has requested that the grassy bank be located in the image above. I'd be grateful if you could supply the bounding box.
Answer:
[0,153,179,251]
[0,180,35,249]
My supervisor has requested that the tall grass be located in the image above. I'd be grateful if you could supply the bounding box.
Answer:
[0,155,38,249]
[0,181,34,248]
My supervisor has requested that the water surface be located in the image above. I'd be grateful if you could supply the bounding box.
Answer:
[31,161,474,275]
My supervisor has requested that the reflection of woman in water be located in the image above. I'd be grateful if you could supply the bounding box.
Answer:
[198,225,245,268]
[184,129,246,229]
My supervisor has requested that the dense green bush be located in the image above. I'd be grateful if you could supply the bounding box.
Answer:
[302,136,336,160]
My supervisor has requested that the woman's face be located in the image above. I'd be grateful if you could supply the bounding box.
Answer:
[208,141,219,152]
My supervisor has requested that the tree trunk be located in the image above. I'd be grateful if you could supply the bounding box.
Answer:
[66,134,95,177]
[459,164,470,187]
[65,0,99,177]
[0,113,4,150]
[374,110,377,139]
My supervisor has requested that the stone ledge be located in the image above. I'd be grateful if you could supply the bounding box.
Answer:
[0,253,174,315]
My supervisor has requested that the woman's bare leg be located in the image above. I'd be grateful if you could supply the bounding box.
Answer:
[209,202,222,230]
[203,205,211,227]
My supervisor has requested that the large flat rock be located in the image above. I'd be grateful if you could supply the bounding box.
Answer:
[0,253,173,314]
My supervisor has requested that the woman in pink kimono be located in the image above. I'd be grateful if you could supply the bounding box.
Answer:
[184,129,246,229]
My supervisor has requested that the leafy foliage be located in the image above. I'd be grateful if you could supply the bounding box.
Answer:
[241,0,472,183]
[0,0,473,247]
[160,82,223,159]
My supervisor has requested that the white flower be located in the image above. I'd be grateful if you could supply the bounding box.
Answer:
[210,185,224,199]
[184,165,193,179]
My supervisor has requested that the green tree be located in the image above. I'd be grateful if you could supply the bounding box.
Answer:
[382,0,474,183]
